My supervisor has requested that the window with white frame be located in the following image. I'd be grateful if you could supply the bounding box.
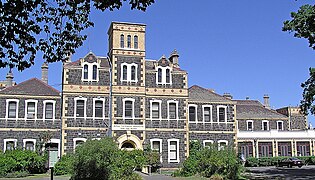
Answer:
[150,100,161,119]
[74,97,87,118]
[123,98,135,119]
[6,99,19,118]
[150,139,162,162]
[168,100,178,120]
[156,66,172,85]
[4,139,17,152]
[43,100,55,120]
[82,63,99,81]
[127,35,131,48]
[202,105,212,122]
[262,120,269,131]
[203,140,214,148]
[277,121,284,130]
[23,139,36,151]
[25,100,38,119]
[217,105,227,122]
[168,139,179,163]
[218,140,228,151]
[73,138,87,151]
[93,98,105,118]
[247,120,253,131]
[134,35,138,49]
[120,63,138,82]
[120,34,124,48]
[188,105,197,122]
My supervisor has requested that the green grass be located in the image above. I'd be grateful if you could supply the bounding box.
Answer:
[0,173,70,180]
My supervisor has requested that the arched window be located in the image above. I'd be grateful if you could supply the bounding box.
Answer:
[127,35,131,48]
[158,68,162,83]
[166,69,170,83]
[134,35,138,49]
[123,65,128,80]
[83,64,88,79]
[131,65,136,80]
[92,65,97,80]
[120,34,124,48]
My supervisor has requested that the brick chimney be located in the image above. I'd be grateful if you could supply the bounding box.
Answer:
[223,93,233,100]
[41,62,48,84]
[6,69,13,87]
[169,49,179,67]
[263,94,270,109]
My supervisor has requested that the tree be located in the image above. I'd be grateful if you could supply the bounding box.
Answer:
[0,0,154,71]
[283,4,315,115]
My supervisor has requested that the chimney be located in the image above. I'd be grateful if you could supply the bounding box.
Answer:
[169,49,179,67]
[245,96,250,100]
[223,93,233,100]
[6,69,13,87]
[263,94,270,109]
[41,62,48,84]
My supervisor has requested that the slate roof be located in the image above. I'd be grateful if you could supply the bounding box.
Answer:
[64,52,110,68]
[188,85,232,102]
[235,100,287,119]
[0,78,60,96]
[145,59,186,72]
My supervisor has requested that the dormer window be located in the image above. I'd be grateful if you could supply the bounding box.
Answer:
[92,65,97,80]
[127,35,131,48]
[134,35,138,49]
[120,63,138,83]
[120,34,124,48]
[82,63,99,81]
[156,66,172,85]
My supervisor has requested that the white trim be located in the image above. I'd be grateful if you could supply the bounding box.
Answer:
[5,99,19,119]
[203,140,214,147]
[202,105,213,123]
[188,104,198,122]
[218,140,228,150]
[150,138,163,162]
[4,139,17,152]
[246,120,254,131]
[167,100,179,120]
[23,139,36,151]
[81,62,99,82]
[73,138,87,151]
[262,120,269,131]
[74,97,87,118]
[277,120,284,131]
[93,98,105,119]
[120,63,138,83]
[123,98,135,119]
[150,100,162,120]
[217,105,227,123]
[156,66,172,85]
[43,100,56,120]
[167,139,180,163]
[25,99,38,120]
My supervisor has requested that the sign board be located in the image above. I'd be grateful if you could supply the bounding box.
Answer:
[49,150,59,168]
[112,124,145,131]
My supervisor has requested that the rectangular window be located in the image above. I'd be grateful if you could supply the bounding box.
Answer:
[6,141,15,151]
[95,100,103,118]
[259,143,272,157]
[169,103,177,119]
[247,121,253,131]
[277,121,283,130]
[218,107,225,122]
[262,121,269,130]
[152,102,160,119]
[127,35,131,48]
[189,106,196,122]
[152,141,161,152]
[8,101,17,118]
[297,142,310,156]
[76,100,85,117]
[25,141,35,151]
[124,101,133,118]
[131,65,136,80]
[166,69,170,83]
[168,139,179,163]
[134,36,138,49]
[45,103,53,119]
[203,107,211,122]
[27,102,35,119]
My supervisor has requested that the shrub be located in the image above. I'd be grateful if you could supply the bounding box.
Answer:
[54,153,74,175]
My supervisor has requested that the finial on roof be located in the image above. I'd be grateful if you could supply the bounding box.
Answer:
[169,49,180,68]
[6,69,14,87]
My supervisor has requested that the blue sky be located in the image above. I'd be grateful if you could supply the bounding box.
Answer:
[1,1,315,124]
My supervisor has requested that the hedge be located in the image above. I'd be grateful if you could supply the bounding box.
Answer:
[245,156,315,167]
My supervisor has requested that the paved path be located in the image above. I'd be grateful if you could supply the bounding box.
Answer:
[136,172,175,180]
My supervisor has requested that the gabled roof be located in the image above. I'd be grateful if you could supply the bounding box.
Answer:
[64,52,110,68]
[188,85,232,102]
[234,100,287,119]
[0,78,60,96]
[145,59,186,72]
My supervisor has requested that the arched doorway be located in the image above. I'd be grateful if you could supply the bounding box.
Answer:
[121,141,136,150]
[117,134,143,150]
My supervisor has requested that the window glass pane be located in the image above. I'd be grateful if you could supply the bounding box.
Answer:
[189,106,196,121]
[27,102,35,119]
[204,107,211,122]
[125,101,133,118]
[169,103,177,119]
[263,122,268,130]
[152,102,160,119]
[278,122,283,130]
[152,141,160,152]
[120,34,124,48]
[134,36,138,49]
[95,100,103,117]
[166,69,170,83]
[127,35,131,48]
[76,140,84,148]
[45,103,53,119]
[169,141,177,160]
[8,101,17,118]
[6,141,14,151]
[123,65,127,80]
[219,107,225,122]
[158,68,162,83]
[131,66,136,80]
[83,65,88,79]
[247,122,253,130]
[92,65,97,80]
[25,141,34,151]
[76,100,85,117]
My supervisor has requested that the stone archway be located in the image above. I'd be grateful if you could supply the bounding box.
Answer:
[117,134,143,150]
